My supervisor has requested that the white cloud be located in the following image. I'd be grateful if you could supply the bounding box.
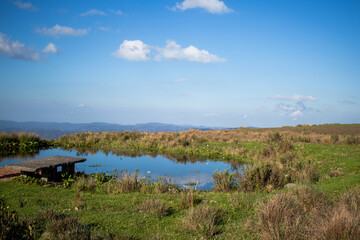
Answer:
[290,110,303,118]
[173,0,232,14]
[243,114,248,119]
[203,113,217,117]
[112,40,225,63]
[339,99,357,104]
[36,24,89,37]
[77,104,85,108]
[270,94,316,102]
[156,40,225,63]
[277,102,307,120]
[81,9,107,16]
[0,33,40,61]
[175,78,186,83]
[98,27,111,31]
[13,1,38,11]
[42,43,58,53]
[112,10,123,15]
[112,40,151,61]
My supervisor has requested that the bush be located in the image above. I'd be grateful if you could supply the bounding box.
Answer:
[278,141,294,153]
[268,132,282,143]
[239,160,287,191]
[184,206,222,239]
[345,135,360,145]
[331,134,339,143]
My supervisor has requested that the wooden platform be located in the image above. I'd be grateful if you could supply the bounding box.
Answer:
[5,155,86,181]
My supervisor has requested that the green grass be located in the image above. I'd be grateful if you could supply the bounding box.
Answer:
[297,143,360,194]
[0,182,264,239]
[1,125,359,239]
[1,139,358,238]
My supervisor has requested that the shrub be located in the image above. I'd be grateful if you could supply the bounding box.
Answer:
[345,135,360,145]
[331,134,339,143]
[268,132,282,143]
[239,160,287,191]
[138,199,170,217]
[212,169,237,192]
[262,145,277,158]
[278,141,294,153]
[184,206,222,239]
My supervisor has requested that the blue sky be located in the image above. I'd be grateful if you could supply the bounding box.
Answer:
[0,0,359,127]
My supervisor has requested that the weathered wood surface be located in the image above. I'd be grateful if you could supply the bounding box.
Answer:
[5,155,86,172]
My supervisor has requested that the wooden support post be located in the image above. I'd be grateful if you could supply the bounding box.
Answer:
[40,166,57,182]
[62,163,75,175]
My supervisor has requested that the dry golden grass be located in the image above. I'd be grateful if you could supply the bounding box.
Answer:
[254,186,360,240]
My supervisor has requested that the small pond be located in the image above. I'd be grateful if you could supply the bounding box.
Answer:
[1,148,242,190]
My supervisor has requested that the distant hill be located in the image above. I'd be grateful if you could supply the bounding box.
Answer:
[0,120,233,139]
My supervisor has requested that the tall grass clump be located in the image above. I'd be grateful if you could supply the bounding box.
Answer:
[310,187,360,240]
[184,206,222,239]
[44,215,91,240]
[268,132,282,143]
[339,187,360,213]
[138,199,170,217]
[239,149,319,191]
[311,204,360,240]
[179,190,199,209]
[345,135,360,145]
[252,186,360,240]
[239,160,288,191]
[72,175,97,193]
[212,169,237,192]
[105,169,139,194]
[290,185,331,216]
[256,193,307,240]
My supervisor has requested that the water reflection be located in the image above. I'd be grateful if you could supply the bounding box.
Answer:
[0,147,244,190]
[0,151,41,162]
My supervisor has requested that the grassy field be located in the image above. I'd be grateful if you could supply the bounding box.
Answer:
[0,124,359,239]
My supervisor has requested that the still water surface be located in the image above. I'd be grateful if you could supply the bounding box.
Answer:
[1,148,238,190]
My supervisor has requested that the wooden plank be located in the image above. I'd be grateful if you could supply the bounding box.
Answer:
[5,155,86,172]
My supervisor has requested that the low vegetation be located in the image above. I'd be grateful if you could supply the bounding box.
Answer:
[0,124,359,239]
[0,132,51,158]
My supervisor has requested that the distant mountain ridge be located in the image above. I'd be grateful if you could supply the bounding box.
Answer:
[0,120,234,139]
